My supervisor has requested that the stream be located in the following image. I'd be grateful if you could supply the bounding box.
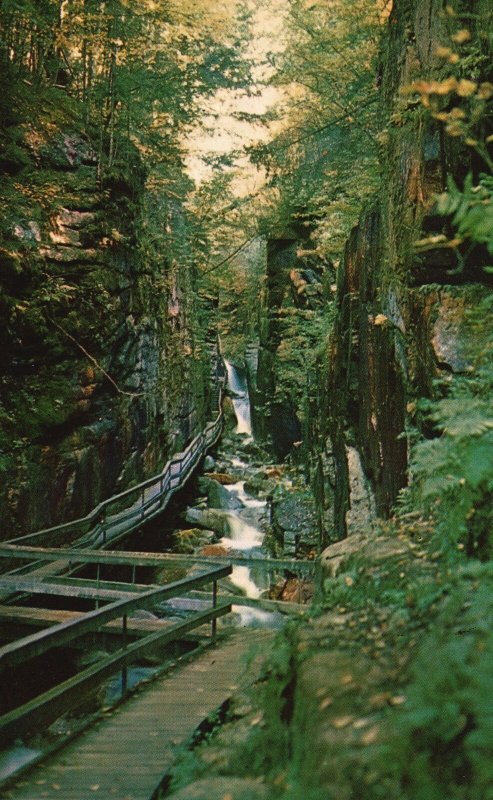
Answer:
[173,360,284,628]
[225,360,252,436]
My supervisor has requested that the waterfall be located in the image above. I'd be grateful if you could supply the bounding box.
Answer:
[225,360,252,436]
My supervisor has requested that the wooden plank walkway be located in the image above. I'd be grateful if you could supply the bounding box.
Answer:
[0,605,176,638]
[1,630,273,800]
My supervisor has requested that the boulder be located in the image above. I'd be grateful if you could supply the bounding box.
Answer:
[198,477,244,511]
[272,489,318,556]
[204,472,238,485]
[173,528,218,554]
[199,544,231,557]
[183,507,233,536]
[320,533,368,577]
[203,455,216,471]
[244,472,277,498]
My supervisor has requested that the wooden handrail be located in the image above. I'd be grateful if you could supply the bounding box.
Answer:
[0,565,231,672]
[4,379,225,549]
[0,543,317,575]
[0,603,231,748]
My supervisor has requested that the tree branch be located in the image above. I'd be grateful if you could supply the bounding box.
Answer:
[48,317,145,398]
[201,235,258,276]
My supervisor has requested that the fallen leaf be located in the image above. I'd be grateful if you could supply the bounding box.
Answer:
[390,695,406,706]
[369,692,391,708]
[362,725,380,745]
[332,715,354,729]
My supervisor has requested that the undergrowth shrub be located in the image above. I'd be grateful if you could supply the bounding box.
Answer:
[384,563,493,800]
[403,295,493,560]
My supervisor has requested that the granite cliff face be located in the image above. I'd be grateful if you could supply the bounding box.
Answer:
[306,0,493,540]
[252,234,330,460]
[0,108,216,538]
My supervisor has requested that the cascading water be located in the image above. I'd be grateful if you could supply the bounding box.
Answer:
[225,360,252,436]
[216,479,276,626]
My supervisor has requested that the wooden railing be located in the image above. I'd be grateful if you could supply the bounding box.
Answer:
[4,381,225,551]
[0,543,318,577]
[0,563,232,747]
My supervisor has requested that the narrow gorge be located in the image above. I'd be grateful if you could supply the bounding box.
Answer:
[1,1,492,798]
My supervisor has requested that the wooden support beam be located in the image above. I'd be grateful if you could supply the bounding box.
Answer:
[0,565,231,672]
[0,603,231,748]
[0,576,141,602]
[0,605,172,636]
[46,575,154,594]
[0,544,316,574]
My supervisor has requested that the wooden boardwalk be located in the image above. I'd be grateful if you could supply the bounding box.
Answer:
[1,630,273,800]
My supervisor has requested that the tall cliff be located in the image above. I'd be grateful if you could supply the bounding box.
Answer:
[307,0,493,540]
[0,87,216,538]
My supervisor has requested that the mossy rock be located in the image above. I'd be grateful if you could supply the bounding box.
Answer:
[0,141,32,175]
[166,777,269,800]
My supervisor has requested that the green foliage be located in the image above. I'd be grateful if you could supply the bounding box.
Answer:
[385,564,493,800]
[248,0,382,256]
[436,172,493,257]
[403,295,493,560]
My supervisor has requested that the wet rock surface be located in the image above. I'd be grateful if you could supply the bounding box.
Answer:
[198,477,244,511]
[0,118,217,537]
[172,528,218,554]
[183,507,234,537]
[271,486,319,557]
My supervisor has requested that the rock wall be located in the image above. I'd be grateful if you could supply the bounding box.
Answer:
[254,235,330,459]
[0,103,216,538]
[307,0,492,542]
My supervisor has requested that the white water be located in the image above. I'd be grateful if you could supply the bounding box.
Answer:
[228,480,265,508]
[216,480,276,626]
[221,513,263,551]
[230,566,262,599]
[225,360,252,436]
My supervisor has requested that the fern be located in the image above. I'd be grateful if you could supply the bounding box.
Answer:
[435,173,493,256]
[385,568,493,800]
[408,298,493,559]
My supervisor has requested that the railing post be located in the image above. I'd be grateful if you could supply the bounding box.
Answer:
[95,563,101,610]
[211,580,218,642]
[121,614,128,696]
[141,486,145,520]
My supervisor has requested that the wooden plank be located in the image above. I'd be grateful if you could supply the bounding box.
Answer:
[0,603,231,747]
[2,629,268,800]
[44,575,154,594]
[0,543,316,574]
[0,576,140,602]
[0,605,175,636]
[0,565,231,672]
